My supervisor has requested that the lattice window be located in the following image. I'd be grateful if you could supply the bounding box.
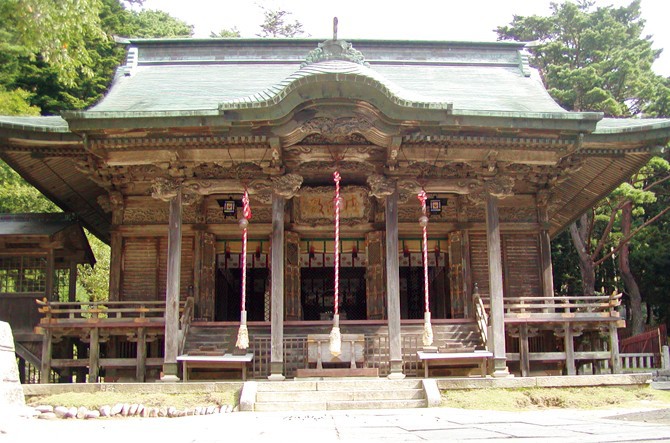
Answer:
[55,268,70,301]
[0,256,47,293]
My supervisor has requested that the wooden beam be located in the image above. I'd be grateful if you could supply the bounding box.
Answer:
[269,193,285,380]
[609,323,621,374]
[39,330,52,384]
[109,232,122,302]
[136,327,147,382]
[564,323,576,376]
[537,199,555,299]
[385,188,404,379]
[68,262,77,302]
[485,194,509,377]
[162,190,182,381]
[519,324,530,377]
[88,327,100,382]
[45,250,55,301]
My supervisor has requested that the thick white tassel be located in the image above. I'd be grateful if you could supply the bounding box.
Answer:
[236,310,249,350]
[329,314,341,357]
[422,311,434,347]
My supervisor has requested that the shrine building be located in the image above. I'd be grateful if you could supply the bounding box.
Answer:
[1,32,670,383]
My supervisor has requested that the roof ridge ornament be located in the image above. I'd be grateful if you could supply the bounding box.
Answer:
[300,17,370,68]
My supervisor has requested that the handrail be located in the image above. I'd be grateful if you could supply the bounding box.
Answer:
[472,284,489,350]
[179,296,195,354]
[480,293,622,315]
[35,298,187,323]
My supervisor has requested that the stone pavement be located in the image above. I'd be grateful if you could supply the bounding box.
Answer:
[3,406,670,443]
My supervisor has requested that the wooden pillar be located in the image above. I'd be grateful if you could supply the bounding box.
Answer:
[162,190,182,381]
[385,189,404,379]
[45,250,55,300]
[564,323,576,376]
[136,327,147,382]
[68,262,78,302]
[109,231,122,302]
[88,328,100,383]
[269,193,286,380]
[537,197,555,299]
[485,194,509,377]
[609,323,621,374]
[39,330,52,384]
[519,325,530,377]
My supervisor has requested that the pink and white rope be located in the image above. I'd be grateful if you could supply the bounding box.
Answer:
[240,190,252,312]
[333,171,341,316]
[418,190,430,314]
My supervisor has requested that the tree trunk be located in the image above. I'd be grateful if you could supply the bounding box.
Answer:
[618,201,644,335]
[569,216,595,296]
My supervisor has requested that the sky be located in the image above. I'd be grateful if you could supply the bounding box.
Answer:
[138,0,670,76]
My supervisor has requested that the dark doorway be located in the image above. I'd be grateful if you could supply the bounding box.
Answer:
[215,266,268,322]
[301,267,366,320]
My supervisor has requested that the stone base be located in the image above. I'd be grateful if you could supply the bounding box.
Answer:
[267,374,286,381]
[268,362,285,380]
[0,321,24,408]
[387,359,406,380]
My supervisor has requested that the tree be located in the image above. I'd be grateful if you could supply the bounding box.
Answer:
[257,7,304,38]
[210,27,241,38]
[497,0,670,334]
[497,0,661,116]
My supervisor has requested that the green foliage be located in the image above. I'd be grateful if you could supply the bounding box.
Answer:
[210,27,241,38]
[126,9,193,38]
[0,87,40,115]
[3,0,106,87]
[0,160,59,212]
[257,7,304,38]
[77,233,110,302]
[497,0,664,116]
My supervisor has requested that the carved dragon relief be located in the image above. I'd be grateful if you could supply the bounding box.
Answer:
[298,117,373,144]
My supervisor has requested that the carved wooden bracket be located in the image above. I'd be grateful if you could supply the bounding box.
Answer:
[151,177,182,201]
[367,174,396,199]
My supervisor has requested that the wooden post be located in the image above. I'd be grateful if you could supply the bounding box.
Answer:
[109,231,122,301]
[609,323,621,374]
[519,324,530,377]
[385,189,404,379]
[89,328,100,383]
[45,250,55,300]
[68,262,77,302]
[136,327,147,382]
[564,323,576,376]
[162,190,182,381]
[537,198,555,300]
[485,194,509,377]
[269,193,286,381]
[39,330,52,384]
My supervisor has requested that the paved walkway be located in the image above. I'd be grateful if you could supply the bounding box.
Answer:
[3,407,670,442]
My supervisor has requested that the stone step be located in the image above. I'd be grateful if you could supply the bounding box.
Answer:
[255,379,423,392]
[256,388,424,403]
[254,399,426,412]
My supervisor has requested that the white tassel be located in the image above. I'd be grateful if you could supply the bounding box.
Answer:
[329,314,341,357]
[422,311,434,347]
[236,311,249,350]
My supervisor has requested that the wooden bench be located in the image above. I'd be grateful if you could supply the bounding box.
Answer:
[177,353,253,381]
[295,334,378,377]
[417,350,492,378]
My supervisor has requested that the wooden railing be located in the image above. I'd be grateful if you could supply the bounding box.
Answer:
[36,298,188,326]
[179,297,195,354]
[481,293,622,322]
[473,287,489,349]
[620,353,656,371]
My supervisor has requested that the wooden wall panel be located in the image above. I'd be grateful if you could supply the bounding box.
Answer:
[502,233,542,298]
[120,238,158,301]
[158,236,195,300]
[468,232,490,298]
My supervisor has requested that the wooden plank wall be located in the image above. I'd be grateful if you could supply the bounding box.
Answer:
[468,231,542,299]
[501,233,542,298]
[120,236,194,301]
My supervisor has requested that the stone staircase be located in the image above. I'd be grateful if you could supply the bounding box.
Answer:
[245,379,434,412]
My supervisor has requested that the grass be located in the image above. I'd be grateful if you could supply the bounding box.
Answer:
[27,389,240,410]
[442,386,670,411]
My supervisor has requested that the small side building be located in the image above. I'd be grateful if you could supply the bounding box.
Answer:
[0,213,94,382]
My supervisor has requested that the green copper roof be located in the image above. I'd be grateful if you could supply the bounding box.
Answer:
[0,116,69,132]
[85,38,566,116]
